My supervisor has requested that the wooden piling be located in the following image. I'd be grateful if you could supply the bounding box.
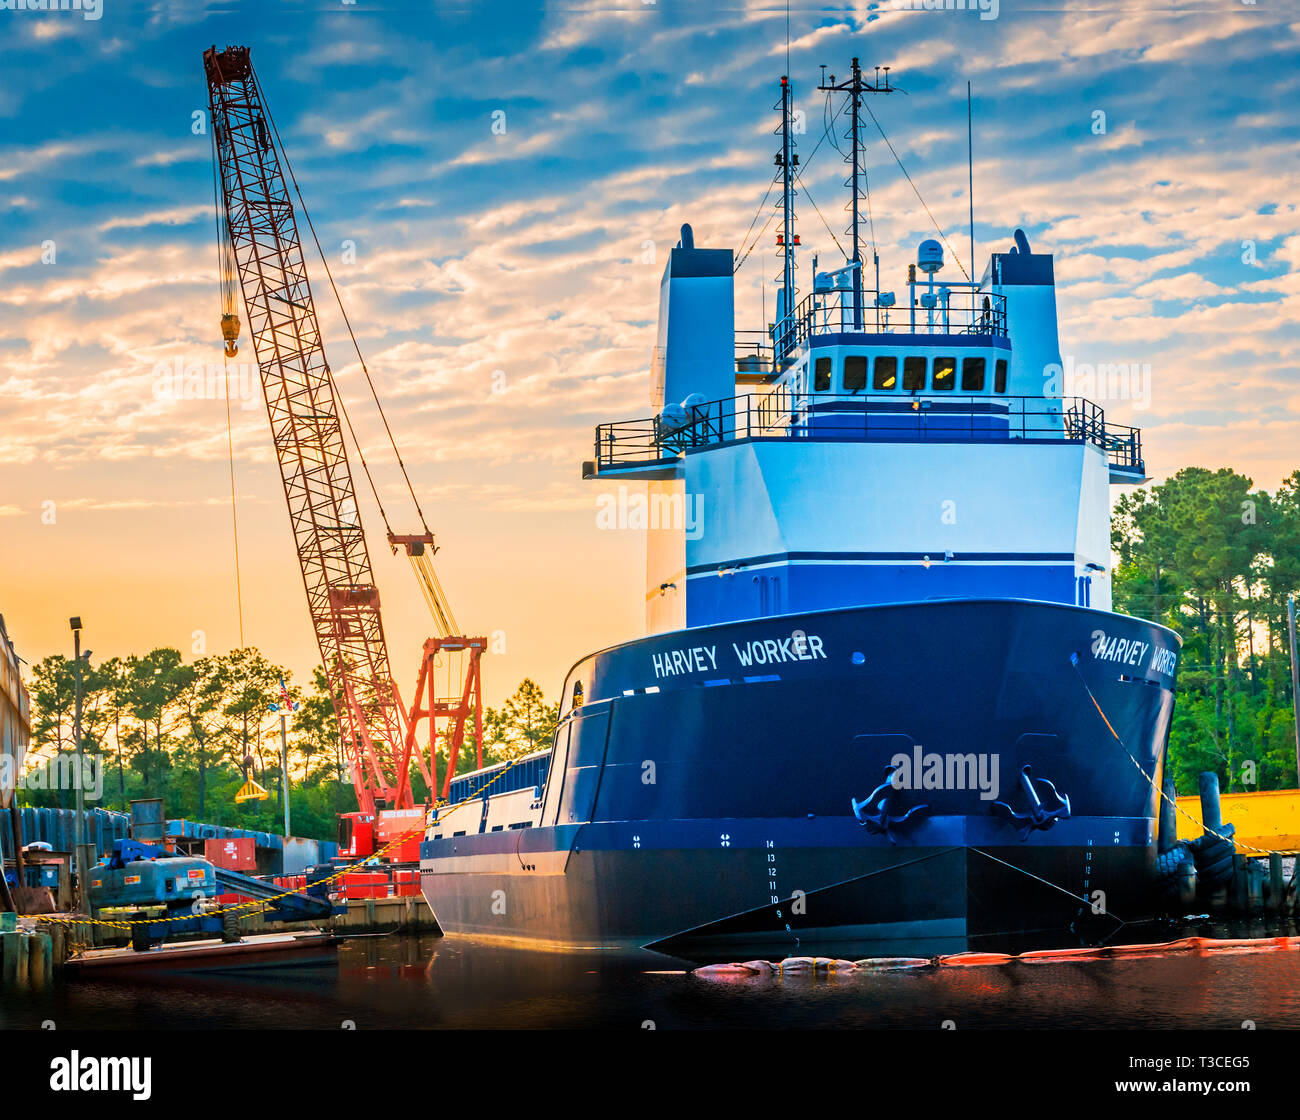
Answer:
[1198,771,1224,832]
[27,929,51,987]
[1269,853,1285,915]
[1159,778,1178,854]
[0,930,18,986]
[1246,860,1264,912]
[1,930,29,987]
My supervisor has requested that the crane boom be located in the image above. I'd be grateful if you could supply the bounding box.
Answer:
[204,45,411,816]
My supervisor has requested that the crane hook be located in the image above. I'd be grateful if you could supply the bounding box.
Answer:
[221,312,241,358]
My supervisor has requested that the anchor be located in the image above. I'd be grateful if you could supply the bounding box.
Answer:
[991,764,1072,840]
[850,765,928,843]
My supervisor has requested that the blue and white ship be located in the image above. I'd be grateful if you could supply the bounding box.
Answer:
[420,66,1180,957]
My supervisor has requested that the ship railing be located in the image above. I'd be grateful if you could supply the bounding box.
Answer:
[772,287,1009,362]
[735,332,774,376]
[592,389,1144,475]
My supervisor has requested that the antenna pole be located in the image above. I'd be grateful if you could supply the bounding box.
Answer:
[820,58,894,332]
[967,81,976,287]
[849,58,861,330]
[776,75,797,356]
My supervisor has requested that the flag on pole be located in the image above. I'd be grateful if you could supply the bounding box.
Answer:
[269,676,299,714]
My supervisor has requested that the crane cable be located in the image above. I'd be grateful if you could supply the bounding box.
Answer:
[253,68,432,542]
[221,355,245,649]
[253,71,465,640]
[211,86,394,547]
[210,118,245,648]
[411,550,458,639]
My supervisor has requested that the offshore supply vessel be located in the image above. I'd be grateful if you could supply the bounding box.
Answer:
[420,65,1181,956]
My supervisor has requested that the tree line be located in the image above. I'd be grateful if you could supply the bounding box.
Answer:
[1113,466,1300,793]
[21,647,559,840]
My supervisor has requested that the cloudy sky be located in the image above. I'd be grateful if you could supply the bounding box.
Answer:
[1,0,1296,705]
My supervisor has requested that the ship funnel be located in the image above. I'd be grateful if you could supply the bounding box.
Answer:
[651,224,733,411]
[984,228,1060,402]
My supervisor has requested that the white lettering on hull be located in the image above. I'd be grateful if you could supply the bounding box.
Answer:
[1090,629,1178,677]
[649,632,828,680]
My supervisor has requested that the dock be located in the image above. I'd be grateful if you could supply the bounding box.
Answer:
[65,930,338,975]
[1175,788,1300,854]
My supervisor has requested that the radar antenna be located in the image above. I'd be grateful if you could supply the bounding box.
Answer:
[818,59,895,330]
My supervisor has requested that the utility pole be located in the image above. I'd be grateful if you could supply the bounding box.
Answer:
[819,59,894,331]
[1288,594,1300,785]
[270,677,297,837]
[278,711,290,837]
[70,616,88,913]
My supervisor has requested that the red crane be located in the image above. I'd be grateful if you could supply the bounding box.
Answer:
[203,45,484,858]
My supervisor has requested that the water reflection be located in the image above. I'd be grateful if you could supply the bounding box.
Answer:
[2,917,1298,1030]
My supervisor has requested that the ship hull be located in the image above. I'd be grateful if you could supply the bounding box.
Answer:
[420,598,1179,957]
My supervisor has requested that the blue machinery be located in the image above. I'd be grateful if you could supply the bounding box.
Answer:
[0,806,340,876]
[87,839,340,952]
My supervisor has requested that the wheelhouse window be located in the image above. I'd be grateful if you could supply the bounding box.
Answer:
[873,355,897,390]
[994,358,1008,393]
[933,357,956,391]
[903,355,927,391]
[961,356,986,391]
[813,356,832,392]
[844,355,867,391]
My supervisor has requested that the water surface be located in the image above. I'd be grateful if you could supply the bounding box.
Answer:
[4,918,1300,1030]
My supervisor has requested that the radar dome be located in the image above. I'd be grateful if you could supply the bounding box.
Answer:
[917,239,944,274]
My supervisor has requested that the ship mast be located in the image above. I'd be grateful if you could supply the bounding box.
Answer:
[774,75,799,358]
[818,59,894,330]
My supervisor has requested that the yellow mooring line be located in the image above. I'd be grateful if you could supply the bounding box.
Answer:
[1072,653,1289,858]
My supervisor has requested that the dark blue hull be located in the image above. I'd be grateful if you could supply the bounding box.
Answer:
[421,598,1179,955]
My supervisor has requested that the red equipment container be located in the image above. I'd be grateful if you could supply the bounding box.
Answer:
[341,872,389,900]
[205,836,256,871]
[388,837,421,864]
[393,869,421,897]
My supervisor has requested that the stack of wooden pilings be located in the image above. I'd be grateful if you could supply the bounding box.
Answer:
[0,912,55,989]
[1231,852,1297,916]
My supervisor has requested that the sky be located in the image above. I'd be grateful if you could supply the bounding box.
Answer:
[1,0,1297,707]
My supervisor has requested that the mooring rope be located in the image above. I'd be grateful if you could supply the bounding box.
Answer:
[1069,652,1286,858]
